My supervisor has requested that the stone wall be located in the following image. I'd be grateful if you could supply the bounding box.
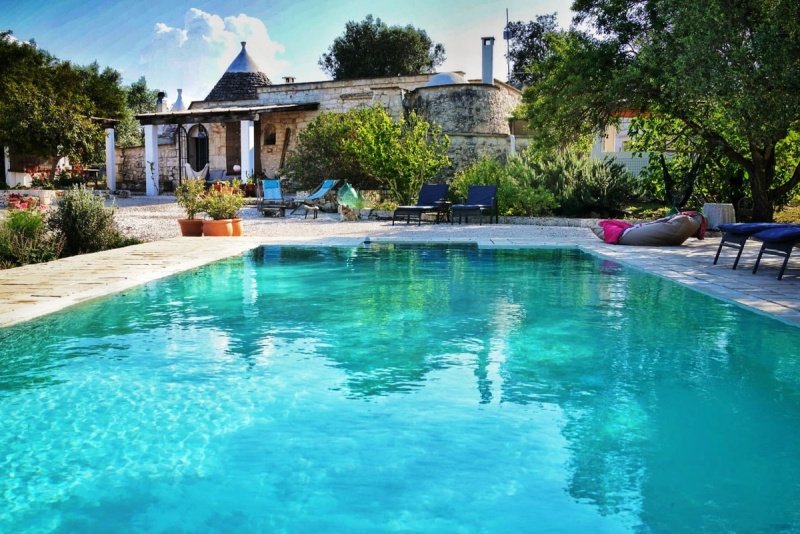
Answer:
[441,133,533,179]
[259,111,315,177]
[115,143,180,191]
[405,84,514,135]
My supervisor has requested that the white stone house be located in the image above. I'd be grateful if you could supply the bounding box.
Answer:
[130,38,528,196]
[591,113,653,176]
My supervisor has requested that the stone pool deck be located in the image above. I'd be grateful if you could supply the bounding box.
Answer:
[0,223,798,328]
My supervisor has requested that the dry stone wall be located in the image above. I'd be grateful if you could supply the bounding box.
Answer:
[405,85,513,135]
[440,134,532,179]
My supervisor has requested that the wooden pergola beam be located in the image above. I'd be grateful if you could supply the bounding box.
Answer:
[136,103,319,125]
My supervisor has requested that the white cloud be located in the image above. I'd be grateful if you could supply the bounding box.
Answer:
[139,8,288,107]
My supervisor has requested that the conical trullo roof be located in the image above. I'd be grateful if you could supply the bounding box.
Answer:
[205,42,272,101]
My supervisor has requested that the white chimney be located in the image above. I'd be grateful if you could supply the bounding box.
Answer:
[283,76,296,84]
[172,89,185,111]
[481,37,495,85]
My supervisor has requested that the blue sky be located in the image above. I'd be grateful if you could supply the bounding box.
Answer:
[3,0,573,106]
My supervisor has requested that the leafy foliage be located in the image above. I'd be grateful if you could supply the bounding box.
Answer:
[523,1,800,220]
[0,209,64,268]
[284,106,450,204]
[175,178,206,219]
[346,109,450,205]
[450,156,558,217]
[282,110,374,191]
[0,31,127,170]
[202,187,244,220]
[530,149,639,217]
[319,15,445,80]
[48,186,133,256]
[505,14,559,89]
[116,77,160,148]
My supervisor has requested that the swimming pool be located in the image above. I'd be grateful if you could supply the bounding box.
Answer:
[1,244,799,531]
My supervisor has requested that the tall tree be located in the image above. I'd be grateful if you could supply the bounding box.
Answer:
[319,15,445,80]
[0,31,126,170]
[505,14,559,89]
[116,77,160,148]
[523,0,800,220]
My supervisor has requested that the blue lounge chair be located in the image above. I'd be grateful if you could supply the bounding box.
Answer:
[258,178,288,217]
[290,179,339,216]
[392,184,449,226]
[713,222,792,269]
[451,185,498,225]
[751,225,800,280]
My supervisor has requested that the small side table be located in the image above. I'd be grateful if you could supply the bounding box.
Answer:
[703,203,736,230]
[434,201,451,223]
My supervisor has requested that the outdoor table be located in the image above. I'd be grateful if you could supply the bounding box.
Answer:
[434,200,451,223]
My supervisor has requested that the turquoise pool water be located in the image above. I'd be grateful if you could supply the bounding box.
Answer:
[1,245,799,532]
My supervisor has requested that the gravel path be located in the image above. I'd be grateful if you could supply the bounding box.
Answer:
[111,196,597,243]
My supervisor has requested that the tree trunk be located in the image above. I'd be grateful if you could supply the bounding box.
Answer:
[749,145,776,222]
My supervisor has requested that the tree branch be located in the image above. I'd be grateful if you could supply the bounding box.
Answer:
[774,160,800,199]
[682,118,752,172]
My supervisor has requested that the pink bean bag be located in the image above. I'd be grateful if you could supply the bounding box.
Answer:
[593,212,707,246]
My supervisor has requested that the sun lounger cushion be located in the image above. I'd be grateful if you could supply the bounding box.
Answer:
[717,222,789,235]
[751,226,800,242]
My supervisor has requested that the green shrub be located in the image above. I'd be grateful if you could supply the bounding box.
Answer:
[282,110,375,191]
[283,106,451,204]
[48,186,129,256]
[373,200,398,211]
[4,208,46,237]
[529,149,638,217]
[451,156,559,216]
[347,109,450,205]
[0,209,64,267]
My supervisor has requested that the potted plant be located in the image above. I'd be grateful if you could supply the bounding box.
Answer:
[201,187,245,236]
[175,178,206,236]
[242,173,258,198]
[371,200,398,220]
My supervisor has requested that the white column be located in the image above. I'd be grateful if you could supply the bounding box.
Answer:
[3,147,10,188]
[105,128,116,191]
[508,134,516,157]
[143,125,159,196]
[240,119,255,180]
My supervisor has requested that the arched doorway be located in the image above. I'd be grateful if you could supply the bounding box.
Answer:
[186,124,209,172]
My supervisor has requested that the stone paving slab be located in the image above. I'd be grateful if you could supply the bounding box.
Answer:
[0,238,262,328]
[0,227,797,328]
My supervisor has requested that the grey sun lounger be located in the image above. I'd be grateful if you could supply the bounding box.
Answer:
[392,184,449,226]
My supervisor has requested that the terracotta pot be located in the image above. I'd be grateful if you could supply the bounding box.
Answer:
[202,219,233,237]
[231,218,244,236]
[177,218,204,237]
